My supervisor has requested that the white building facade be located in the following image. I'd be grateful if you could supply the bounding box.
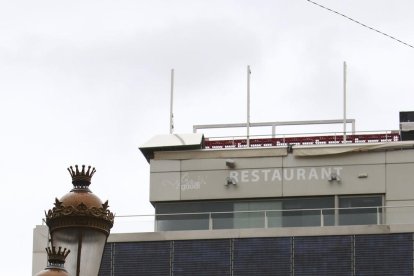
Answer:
[33,114,414,275]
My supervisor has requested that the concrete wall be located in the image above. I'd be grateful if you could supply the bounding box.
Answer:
[385,150,414,223]
[150,149,409,200]
[149,148,414,224]
[32,225,48,276]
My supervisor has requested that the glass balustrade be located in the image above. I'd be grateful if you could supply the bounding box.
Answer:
[100,205,414,233]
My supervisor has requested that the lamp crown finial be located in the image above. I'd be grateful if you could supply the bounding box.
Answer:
[67,164,96,186]
[46,246,70,265]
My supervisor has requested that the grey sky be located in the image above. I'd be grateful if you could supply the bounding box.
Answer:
[0,0,413,274]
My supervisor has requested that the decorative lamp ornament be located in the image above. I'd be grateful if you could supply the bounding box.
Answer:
[45,165,114,276]
[35,246,70,276]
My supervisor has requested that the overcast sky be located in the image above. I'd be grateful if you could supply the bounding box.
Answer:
[1,0,413,274]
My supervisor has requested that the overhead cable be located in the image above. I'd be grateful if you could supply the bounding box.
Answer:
[306,0,414,49]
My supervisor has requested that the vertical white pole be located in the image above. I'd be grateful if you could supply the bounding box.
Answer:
[334,195,339,226]
[247,65,251,147]
[320,209,324,227]
[376,207,381,225]
[170,69,174,134]
[343,62,347,142]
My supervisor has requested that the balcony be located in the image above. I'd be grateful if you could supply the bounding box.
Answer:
[108,205,414,233]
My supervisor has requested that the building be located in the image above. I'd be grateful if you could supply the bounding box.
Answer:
[33,112,414,275]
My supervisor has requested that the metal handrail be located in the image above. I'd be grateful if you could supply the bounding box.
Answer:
[193,119,356,134]
[109,205,414,233]
[141,206,386,217]
[117,205,395,218]
[204,129,399,141]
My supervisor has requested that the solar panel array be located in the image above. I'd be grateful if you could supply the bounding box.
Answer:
[355,234,413,275]
[99,233,413,276]
[233,237,291,276]
[173,239,231,275]
[294,236,352,275]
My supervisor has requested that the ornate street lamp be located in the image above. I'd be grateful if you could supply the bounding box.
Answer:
[45,165,114,276]
[35,247,70,276]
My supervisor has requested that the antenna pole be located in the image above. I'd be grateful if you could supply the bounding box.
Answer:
[247,65,251,147]
[170,69,174,134]
[343,61,347,142]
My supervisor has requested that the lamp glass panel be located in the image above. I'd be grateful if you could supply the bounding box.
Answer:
[52,229,107,276]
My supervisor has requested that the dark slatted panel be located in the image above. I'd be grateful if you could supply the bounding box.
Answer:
[233,237,291,276]
[355,233,413,276]
[173,239,231,276]
[99,243,113,276]
[113,241,171,276]
[294,235,352,276]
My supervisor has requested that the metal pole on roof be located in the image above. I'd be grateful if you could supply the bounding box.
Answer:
[343,62,347,142]
[170,68,174,134]
[247,65,251,147]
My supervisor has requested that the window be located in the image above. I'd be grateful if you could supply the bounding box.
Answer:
[155,201,232,231]
[339,195,382,225]
[154,195,383,231]
[233,201,282,229]
[281,197,334,227]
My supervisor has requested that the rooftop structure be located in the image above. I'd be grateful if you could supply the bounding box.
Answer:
[139,114,414,232]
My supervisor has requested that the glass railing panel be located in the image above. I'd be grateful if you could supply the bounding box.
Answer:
[338,207,381,226]
[322,209,335,226]
[385,206,414,225]
[211,212,233,229]
[266,210,282,228]
[113,205,414,232]
[233,211,265,229]
[155,213,210,231]
[212,211,266,229]
[281,209,322,227]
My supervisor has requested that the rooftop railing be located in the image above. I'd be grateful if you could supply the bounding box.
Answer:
[109,205,414,233]
[203,130,400,149]
[193,120,400,148]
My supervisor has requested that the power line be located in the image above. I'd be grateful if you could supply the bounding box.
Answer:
[306,0,414,49]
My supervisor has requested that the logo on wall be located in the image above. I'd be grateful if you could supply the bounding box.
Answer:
[161,172,206,191]
[180,172,205,190]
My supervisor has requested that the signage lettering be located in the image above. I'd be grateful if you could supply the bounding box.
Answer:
[229,167,343,183]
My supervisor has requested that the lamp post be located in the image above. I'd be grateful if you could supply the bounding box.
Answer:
[45,165,114,276]
[35,247,70,276]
